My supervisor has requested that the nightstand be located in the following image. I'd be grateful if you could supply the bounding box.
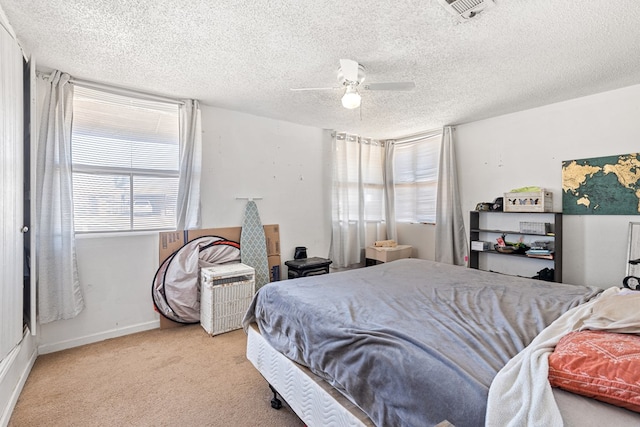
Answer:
[365,245,413,266]
[285,257,332,279]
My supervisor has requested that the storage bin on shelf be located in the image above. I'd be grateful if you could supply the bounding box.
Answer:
[504,190,553,212]
[519,221,551,234]
[471,241,491,251]
[200,263,255,336]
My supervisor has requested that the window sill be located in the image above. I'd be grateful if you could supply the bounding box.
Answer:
[75,229,174,239]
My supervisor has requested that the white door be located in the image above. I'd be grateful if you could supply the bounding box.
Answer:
[0,23,24,362]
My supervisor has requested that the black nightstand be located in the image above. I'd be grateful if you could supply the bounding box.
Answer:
[284,257,332,279]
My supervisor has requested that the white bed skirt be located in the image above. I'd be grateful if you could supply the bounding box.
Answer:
[246,323,374,427]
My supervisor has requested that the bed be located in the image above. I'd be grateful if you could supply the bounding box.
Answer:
[242,258,640,426]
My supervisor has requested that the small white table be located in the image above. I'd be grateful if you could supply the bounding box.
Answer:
[365,245,413,266]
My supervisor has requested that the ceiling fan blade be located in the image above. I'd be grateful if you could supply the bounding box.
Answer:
[339,59,360,83]
[290,86,340,91]
[363,82,415,91]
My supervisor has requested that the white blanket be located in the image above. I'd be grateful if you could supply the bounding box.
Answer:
[486,287,640,427]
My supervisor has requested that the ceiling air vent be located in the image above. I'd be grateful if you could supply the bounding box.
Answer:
[437,0,495,22]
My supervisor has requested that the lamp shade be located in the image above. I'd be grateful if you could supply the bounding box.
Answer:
[341,87,361,109]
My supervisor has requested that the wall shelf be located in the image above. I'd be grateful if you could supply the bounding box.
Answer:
[469,211,563,282]
[470,228,555,237]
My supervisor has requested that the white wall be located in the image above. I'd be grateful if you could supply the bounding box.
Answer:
[456,83,640,288]
[38,233,161,353]
[397,223,435,261]
[38,105,332,352]
[199,106,332,262]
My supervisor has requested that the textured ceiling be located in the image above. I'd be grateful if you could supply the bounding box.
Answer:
[2,1,640,139]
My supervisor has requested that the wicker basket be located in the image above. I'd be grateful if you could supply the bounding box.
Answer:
[200,263,255,336]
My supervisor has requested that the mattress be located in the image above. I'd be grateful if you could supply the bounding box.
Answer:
[248,322,640,427]
[244,258,602,426]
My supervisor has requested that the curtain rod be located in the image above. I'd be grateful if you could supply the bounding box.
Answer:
[389,128,447,146]
[330,131,383,142]
[70,76,185,106]
[37,70,185,106]
[330,127,454,145]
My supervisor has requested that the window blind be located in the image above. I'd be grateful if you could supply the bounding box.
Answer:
[393,133,441,223]
[72,86,180,233]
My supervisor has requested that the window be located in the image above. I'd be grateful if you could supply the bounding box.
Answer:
[334,134,385,222]
[393,133,441,223]
[71,86,180,233]
[361,142,385,222]
[330,133,387,267]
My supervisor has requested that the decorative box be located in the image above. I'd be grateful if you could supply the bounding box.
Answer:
[504,190,553,212]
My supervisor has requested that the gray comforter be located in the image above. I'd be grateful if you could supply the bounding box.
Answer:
[243,259,602,427]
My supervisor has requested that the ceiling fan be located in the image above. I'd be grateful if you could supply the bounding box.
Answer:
[290,59,415,109]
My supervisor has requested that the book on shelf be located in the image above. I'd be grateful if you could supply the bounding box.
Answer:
[530,240,554,252]
[526,251,554,260]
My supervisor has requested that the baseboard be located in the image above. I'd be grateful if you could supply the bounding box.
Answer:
[1,320,160,425]
[0,331,38,427]
[38,320,160,355]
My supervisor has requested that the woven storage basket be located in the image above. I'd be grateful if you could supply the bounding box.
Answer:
[200,263,255,336]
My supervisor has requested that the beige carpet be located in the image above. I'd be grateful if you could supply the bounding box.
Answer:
[9,325,305,427]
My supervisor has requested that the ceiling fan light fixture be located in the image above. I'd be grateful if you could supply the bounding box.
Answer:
[341,86,361,109]
[291,59,414,109]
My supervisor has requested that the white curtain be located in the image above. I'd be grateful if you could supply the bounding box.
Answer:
[383,141,397,242]
[435,126,468,265]
[329,132,387,268]
[36,70,84,323]
[176,99,202,230]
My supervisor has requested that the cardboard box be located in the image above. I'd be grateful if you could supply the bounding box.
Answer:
[264,224,280,256]
[158,224,280,263]
[158,224,280,329]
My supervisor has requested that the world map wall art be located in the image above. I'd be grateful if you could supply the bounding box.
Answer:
[562,152,640,215]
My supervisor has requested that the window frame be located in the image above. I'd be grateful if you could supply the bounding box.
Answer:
[70,85,181,234]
